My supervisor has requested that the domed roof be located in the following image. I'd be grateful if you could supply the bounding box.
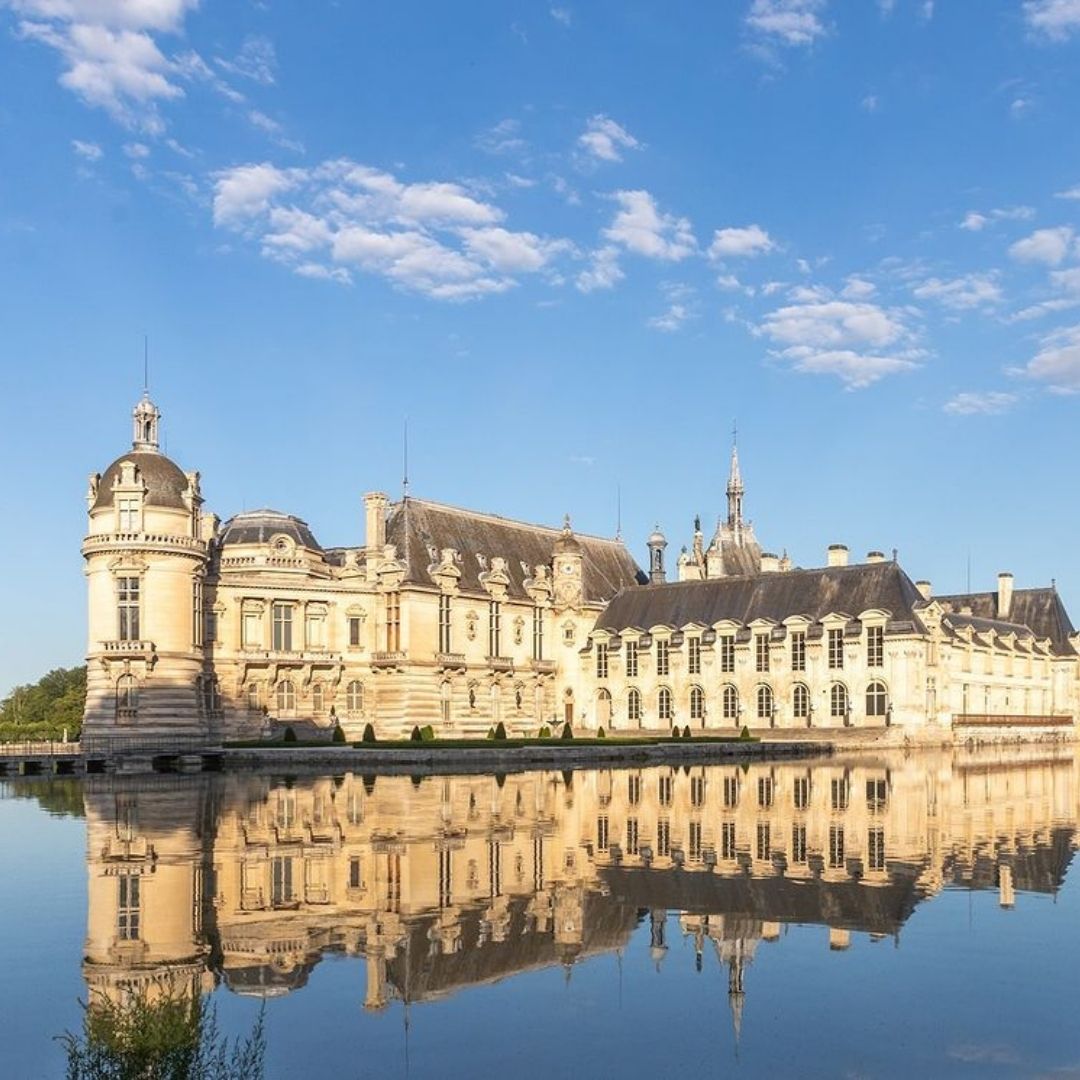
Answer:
[220,509,322,551]
[648,524,668,547]
[92,451,191,511]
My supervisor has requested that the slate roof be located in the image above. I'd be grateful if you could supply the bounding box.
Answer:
[92,450,191,511]
[219,509,322,551]
[937,588,1076,655]
[385,497,646,604]
[594,560,927,633]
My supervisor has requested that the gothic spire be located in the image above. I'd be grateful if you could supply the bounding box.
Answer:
[726,434,744,529]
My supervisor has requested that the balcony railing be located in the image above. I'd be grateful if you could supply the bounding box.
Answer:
[101,640,155,657]
[435,652,467,670]
[953,713,1073,727]
[529,658,556,674]
[371,651,407,668]
[487,656,514,672]
[82,533,206,555]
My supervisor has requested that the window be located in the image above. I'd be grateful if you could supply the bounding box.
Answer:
[866,778,888,812]
[828,628,844,669]
[830,682,849,719]
[689,821,703,862]
[439,595,452,654]
[272,602,293,651]
[690,775,706,807]
[201,676,220,716]
[793,683,810,720]
[688,637,701,675]
[349,857,364,889]
[243,607,262,649]
[656,639,670,677]
[117,497,140,533]
[658,774,673,807]
[192,580,203,646]
[305,608,327,649]
[596,642,609,679]
[793,775,810,810]
[721,821,737,860]
[791,630,806,671]
[722,684,739,721]
[758,776,774,808]
[343,680,363,718]
[246,683,260,711]
[828,825,845,869]
[277,680,296,716]
[271,857,294,906]
[117,874,141,940]
[723,775,740,809]
[312,683,324,714]
[116,576,140,641]
[116,674,138,720]
[532,606,544,660]
[627,688,642,725]
[868,828,886,871]
[831,776,850,811]
[626,818,639,855]
[756,823,771,861]
[624,639,638,677]
[349,616,363,648]
[386,592,401,652]
[866,681,888,717]
[690,686,705,721]
[488,601,501,656]
[597,816,609,853]
[756,684,774,721]
[755,633,770,672]
[658,687,673,722]
[628,774,641,806]
[657,819,671,858]
[867,625,884,667]
[791,824,808,864]
[719,635,735,673]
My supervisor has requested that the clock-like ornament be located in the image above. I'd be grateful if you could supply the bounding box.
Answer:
[561,563,576,575]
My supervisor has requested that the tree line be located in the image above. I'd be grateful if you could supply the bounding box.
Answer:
[0,666,85,742]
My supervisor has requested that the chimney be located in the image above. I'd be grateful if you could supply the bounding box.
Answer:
[866,550,885,564]
[997,572,1014,620]
[760,552,780,573]
[916,580,932,600]
[364,491,388,553]
[827,544,849,568]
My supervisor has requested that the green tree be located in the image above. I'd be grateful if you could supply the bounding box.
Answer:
[0,666,86,742]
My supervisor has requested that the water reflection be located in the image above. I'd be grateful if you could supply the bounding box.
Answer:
[81,749,1077,1039]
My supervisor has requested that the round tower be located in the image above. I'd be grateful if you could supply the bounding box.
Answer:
[82,393,211,746]
[647,525,668,585]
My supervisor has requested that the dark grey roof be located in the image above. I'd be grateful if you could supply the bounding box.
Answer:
[385,498,646,603]
[937,588,1076,655]
[943,612,1038,641]
[92,450,191,511]
[219,509,322,551]
[595,561,927,633]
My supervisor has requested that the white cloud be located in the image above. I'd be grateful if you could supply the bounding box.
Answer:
[708,224,775,259]
[716,273,754,296]
[1015,323,1080,392]
[215,35,276,86]
[757,298,920,388]
[861,94,879,112]
[943,391,1018,415]
[71,137,102,160]
[603,190,695,261]
[550,6,572,26]
[648,303,693,332]
[960,211,988,232]
[1054,184,1080,200]
[1023,0,1080,40]
[248,110,304,153]
[474,118,527,156]
[212,158,570,300]
[575,245,623,292]
[912,273,1002,310]
[841,276,875,299]
[959,205,1034,231]
[577,114,641,163]
[1010,267,1080,321]
[745,0,827,47]
[1010,95,1033,119]
[123,141,149,158]
[1009,225,1075,265]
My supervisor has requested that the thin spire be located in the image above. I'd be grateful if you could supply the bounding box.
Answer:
[402,417,409,499]
[726,424,744,528]
[615,482,622,541]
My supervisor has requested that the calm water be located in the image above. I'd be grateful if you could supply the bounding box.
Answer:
[3,749,1080,1079]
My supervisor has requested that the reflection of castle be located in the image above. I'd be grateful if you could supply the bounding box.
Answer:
[82,752,1079,1034]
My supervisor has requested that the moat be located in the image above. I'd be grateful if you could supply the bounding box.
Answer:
[3,748,1080,1078]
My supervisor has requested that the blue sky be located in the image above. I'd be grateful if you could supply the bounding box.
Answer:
[2,0,1080,691]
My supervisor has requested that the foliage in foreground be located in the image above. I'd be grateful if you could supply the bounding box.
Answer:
[0,665,86,742]
[60,988,265,1080]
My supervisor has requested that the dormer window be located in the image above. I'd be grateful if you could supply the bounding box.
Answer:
[117,498,140,533]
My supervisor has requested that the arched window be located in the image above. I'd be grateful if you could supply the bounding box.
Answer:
[312,683,325,714]
[722,684,739,721]
[757,684,774,721]
[627,688,642,724]
[690,686,705,722]
[277,680,296,716]
[830,683,849,719]
[658,687,673,722]
[793,683,810,720]
[597,688,612,727]
[346,680,364,717]
[246,683,260,711]
[116,674,138,720]
[866,681,888,717]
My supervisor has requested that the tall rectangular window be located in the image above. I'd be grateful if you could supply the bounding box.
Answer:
[439,849,452,907]
[597,816,609,852]
[625,639,638,677]
[867,625,884,668]
[690,776,706,807]
[689,821,703,862]
[656,639,670,676]
[719,635,735,673]
[688,637,701,675]
[828,628,844,669]
[596,642,609,679]
[271,602,293,651]
[117,873,140,940]
[828,825,845,869]
[793,776,810,810]
[349,616,362,648]
[659,774,673,807]
[792,824,808,864]
[349,856,364,890]
[386,593,401,652]
[723,775,740,809]
[271,857,294,905]
[791,631,806,671]
[439,595,452,654]
[866,778,888,812]
[305,609,326,649]
[721,821,737,860]
[831,777,850,811]
[117,576,140,641]
[243,608,262,649]
[626,818,639,855]
[532,606,544,660]
[488,601,501,656]
[657,819,671,858]
[758,776,774,809]
[756,823,771,862]
[117,498,139,533]
[868,828,886,871]
[628,774,641,806]
[192,579,203,646]
[755,633,770,673]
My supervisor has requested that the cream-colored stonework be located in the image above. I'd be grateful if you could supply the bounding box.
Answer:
[82,395,1079,744]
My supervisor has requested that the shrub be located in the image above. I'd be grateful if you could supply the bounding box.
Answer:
[672,726,680,739]
[538,725,552,739]
[361,722,377,743]
[420,725,435,742]
[739,725,752,741]
[683,725,692,739]
[561,723,574,740]
[486,726,496,740]
[597,726,606,739]
[282,726,297,744]
[493,721,507,740]
[410,725,423,741]
[331,725,346,744]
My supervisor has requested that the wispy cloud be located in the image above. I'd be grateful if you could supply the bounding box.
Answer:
[575,245,623,293]
[215,35,276,86]
[959,206,1035,231]
[1023,0,1080,41]
[913,273,1003,310]
[745,0,827,47]
[943,391,1018,415]
[550,7,572,27]
[71,138,103,161]
[1009,226,1075,265]
[1014,322,1080,392]
[577,114,641,163]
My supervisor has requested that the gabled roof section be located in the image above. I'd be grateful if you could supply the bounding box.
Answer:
[937,588,1076,655]
[594,561,927,634]
[386,497,646,603]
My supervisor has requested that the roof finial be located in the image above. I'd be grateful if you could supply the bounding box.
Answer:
[402,417,409,500]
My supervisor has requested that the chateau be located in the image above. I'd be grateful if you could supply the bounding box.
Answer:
[82,394,1080,744]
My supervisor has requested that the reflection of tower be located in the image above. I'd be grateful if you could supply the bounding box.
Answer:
[648,909,668,970]
[727,945,746,1046]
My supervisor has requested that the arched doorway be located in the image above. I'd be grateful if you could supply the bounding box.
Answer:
[596,688,612,729]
